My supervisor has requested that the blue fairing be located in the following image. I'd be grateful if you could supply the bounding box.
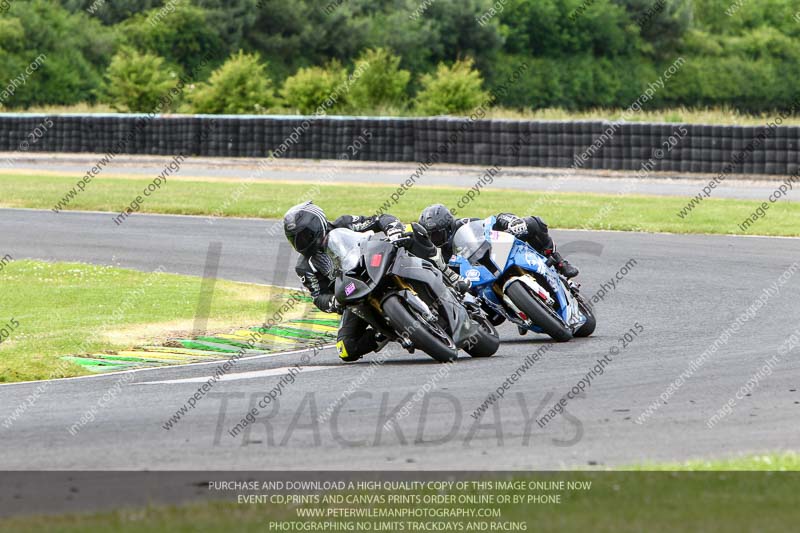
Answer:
[507,240,570,317]
[450,217,585,333]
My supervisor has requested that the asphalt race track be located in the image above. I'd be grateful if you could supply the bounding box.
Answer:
[1,207,799,470]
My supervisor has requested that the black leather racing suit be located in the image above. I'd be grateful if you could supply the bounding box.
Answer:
[294,214,405,361]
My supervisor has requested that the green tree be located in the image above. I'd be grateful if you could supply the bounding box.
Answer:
[244,0,369,79]
[186,51,277,114]
[280,62,348,115]
[347,48,410,112]
[61,0,164,25]
[194,0,260,51]
[0,0,116,108]
[101,48,179,112]
[119,3,225,75]
[614,0,692,58]
[414,58,490,115]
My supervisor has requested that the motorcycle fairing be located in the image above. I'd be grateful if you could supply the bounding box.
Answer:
[452,217,587,332]
[389,249,477,347]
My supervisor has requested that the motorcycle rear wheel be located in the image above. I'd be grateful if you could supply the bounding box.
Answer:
[463,313,500,357]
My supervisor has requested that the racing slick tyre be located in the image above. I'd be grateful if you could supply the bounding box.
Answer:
[505,280,572,342]
[463,313,500,357]
[382,295,458,363]
[573,294,596,338]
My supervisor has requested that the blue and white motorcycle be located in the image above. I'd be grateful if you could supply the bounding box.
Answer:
[450,216,596,342]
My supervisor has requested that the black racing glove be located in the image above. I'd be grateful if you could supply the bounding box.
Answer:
[314,293,342,314]
[385,221,405,242]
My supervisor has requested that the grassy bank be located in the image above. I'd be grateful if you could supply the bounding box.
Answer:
[14,105,800,126]
[0,260,286,382]
[485,106,800,126]
[1,173,798,237]
[1,454,797,532]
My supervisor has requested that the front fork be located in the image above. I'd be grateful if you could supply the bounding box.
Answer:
[366,278,436,349]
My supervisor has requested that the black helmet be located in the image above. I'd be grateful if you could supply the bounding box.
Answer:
[418,204,454,247]
[284,202,329,256]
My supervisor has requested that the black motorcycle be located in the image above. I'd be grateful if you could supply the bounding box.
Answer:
[326,228,499,362]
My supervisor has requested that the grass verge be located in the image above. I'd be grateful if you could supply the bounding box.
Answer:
[13,105,800,126]
[628,451,800,471]
[0,454,797,532]
[485,105,800,125]
[2,173,799,236]
[0,260,286,382]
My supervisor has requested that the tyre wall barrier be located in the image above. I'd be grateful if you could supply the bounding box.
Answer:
[2,114,799,175]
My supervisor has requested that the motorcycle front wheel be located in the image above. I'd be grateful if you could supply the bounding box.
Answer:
[573,293,596,338]
[383,295,458,363]
[505,280,572,342]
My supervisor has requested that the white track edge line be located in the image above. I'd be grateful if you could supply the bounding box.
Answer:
[0,344,336,388]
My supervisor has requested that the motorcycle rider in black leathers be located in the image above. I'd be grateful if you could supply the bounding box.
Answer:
[283,202,469,362]
[418,204,579,279]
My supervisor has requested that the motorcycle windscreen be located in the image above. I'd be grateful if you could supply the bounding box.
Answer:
[452,219,490,262]
[487,231,515,270]
[326,228,371,274]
